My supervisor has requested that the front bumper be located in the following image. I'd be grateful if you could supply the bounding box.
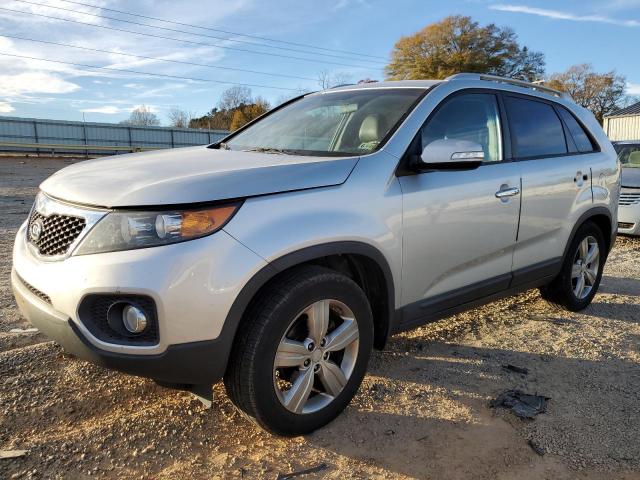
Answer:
[12,269,224,384]
[12,219,268,383]
[618,203,640,236]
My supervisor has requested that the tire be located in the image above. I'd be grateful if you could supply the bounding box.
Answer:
[539,221,605,311]
[224,265,374,436]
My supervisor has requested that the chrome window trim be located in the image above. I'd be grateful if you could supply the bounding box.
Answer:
[27,192,109,262]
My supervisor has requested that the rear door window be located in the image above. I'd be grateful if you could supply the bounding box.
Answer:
[557,107,596,153]
[505,96,567,158]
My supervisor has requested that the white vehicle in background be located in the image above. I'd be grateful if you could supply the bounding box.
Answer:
[614,141,640,235]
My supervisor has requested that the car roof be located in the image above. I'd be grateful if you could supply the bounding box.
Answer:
[311,75,588,119]
[318,75,571,103]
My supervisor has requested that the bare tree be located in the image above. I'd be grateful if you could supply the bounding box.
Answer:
[547,64,626,123]
[168,107,195,128]
[317,70,353,89]
[121,105,160,126]
[190,87,274,130]
[275,87,313,106]
[218,86,252,111]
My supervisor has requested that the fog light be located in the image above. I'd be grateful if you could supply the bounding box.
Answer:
[122,305,148,333]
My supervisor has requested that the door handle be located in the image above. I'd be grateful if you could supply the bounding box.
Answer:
[495,186,520,198]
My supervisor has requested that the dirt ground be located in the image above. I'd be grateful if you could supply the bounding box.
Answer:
[0,156,639,480]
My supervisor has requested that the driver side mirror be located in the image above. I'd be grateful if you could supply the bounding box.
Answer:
[417,139,484,170]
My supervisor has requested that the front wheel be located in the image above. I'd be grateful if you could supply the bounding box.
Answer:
[540,221,605,311]
[224,265,373,435]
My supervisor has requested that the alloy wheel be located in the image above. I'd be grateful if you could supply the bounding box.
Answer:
[273,299,359,414]
[571,235,600,300]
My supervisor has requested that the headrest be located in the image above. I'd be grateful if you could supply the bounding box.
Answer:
[359,115,383,144]
[629,151,640,165]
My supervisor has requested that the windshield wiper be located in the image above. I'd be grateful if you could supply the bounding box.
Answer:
[243,147,292,155]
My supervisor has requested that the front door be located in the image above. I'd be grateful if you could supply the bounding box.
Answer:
[398,92,521,325]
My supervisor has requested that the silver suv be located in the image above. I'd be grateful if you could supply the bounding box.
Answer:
[12,74,619,435]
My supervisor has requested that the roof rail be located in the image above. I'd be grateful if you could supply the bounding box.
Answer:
[445,73,571,100]
[329,83,356,89]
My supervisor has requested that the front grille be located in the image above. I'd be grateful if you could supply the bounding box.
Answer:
[619,191,640,206]
[17,274,52,304]
[28,210,86,256]
[78,294,159,346]
[618,222,635,229]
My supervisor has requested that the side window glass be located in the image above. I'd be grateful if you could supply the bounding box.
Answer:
[421,93,502,162]
[505,96,567,158]
[557,107,596,153]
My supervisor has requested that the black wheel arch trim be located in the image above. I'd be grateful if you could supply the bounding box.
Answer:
[218,241,397,377]
[562,207,614,262]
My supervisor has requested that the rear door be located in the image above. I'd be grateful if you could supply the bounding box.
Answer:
[398,91,521,324]
[505,94,596,283]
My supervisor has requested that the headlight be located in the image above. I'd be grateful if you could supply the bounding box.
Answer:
[74,203,240,255]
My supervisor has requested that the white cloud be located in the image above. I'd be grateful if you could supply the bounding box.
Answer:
[332,0,369,10]
[0,0,318,118]
[79,104,159,115]
[0,72,80,97]
[0,0,108,25]
[627,82,640,95]
[490,4,640,27]
[133,83,187,98]
[0,101,15,113]
[80,105,122,114]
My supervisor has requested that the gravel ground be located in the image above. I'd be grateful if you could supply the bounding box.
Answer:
[0,156,639,480]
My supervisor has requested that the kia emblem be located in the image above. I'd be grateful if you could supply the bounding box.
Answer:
[29,219,44,243]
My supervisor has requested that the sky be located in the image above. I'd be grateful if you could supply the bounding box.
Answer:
[0,0,639,124]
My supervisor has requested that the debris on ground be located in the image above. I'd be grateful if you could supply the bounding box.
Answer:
[0,450,28,459]
[490,390,549,419]
[502,364,529,375]
[276,463,329,479]
[8,328,38,334]
[528,439,545,456]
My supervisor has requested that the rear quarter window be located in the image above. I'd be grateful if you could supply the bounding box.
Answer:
[505,96,567,158]
[557,107,596,153]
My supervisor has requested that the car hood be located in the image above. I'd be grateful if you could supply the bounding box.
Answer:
[40,146,359,207]
[621,167,640,188]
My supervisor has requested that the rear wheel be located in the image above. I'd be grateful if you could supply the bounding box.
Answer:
[224,265,373,435]
[540,221,605,311]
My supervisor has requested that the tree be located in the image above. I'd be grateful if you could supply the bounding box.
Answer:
[275,87,313,107]
[229,96,269,131]
[546,64,626,123]
[218,86,252,111]
[385,16,545,82]
[230,109,248,132]
[167,107,195,128]
[121,105,160,126]
[317,70,352,89]
[188,87,270,131]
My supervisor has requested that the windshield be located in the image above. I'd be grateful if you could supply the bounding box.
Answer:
[224,88,425,156]
[614,143,640,168]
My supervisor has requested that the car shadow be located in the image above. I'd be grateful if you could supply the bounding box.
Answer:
[305,340,640,479]
[598,275,640,296]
